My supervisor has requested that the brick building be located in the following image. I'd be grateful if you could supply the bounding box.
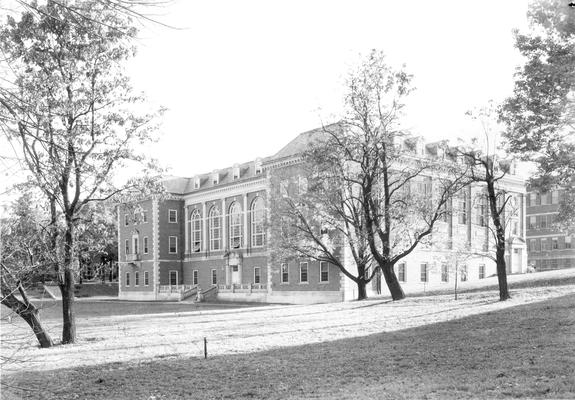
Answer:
[526,188,575,271]
[117,127,528,303]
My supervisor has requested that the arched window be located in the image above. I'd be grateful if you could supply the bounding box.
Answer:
[251,197,265,247]
[208,206,221,251]
[229,202,242,249]
[191,209,201,252]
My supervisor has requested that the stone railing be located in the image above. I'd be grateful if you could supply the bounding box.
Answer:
[126,253,141,262]
[218,283,266,293]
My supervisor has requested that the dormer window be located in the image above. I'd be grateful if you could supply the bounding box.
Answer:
[255,158,263,175]
[232,164,240,180]
[212,171,219,185]
[194,177,201,189]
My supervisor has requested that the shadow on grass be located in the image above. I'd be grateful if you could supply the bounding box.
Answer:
[4,294,575,400]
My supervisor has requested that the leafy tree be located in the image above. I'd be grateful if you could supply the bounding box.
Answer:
[500,0,575,229]
[0,1,163,344]
[272,51,469,301]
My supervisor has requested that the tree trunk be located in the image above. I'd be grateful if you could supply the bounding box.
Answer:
[20,309,54,348]
[356,279,367,300]
[495,242,511,301]
[381,264,405,300]
[60,268,76,344]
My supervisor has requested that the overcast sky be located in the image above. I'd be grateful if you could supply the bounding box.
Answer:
[127,0,529,178]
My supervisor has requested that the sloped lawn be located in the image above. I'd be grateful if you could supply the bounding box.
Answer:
[3,292,574,399]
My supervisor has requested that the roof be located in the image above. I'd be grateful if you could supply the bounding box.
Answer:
[271,124,340,160]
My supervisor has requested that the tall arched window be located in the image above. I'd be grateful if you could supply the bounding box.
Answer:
[251,197,265,247]
[229,202,242,249]
[191,209,202,252]
[209,206,221,251]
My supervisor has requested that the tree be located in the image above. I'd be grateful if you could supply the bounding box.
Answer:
[0,1,163,344]
[272,51,469,301]
[1,190,54,349]
[456,106,522,301]
[500,0,575,228]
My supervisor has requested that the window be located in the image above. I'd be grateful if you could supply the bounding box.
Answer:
[479,264,485,279]
[552,190,559,204]
[476,195,487,227]
[529,192,536,206]
[530,239,537,252]
[133,236,139,254]
[461,265,467,282]
[144,271,149,286]
[143,237,149,254]
[233,165,240,180]
[251,197,266,247]
[170,271,178,286]
[299,262,308,283]
[566,236,572,249]
[211,269,217,285]
[397,263,406,282]
[193,270,198,285]
[281,263,289,283]
[169,209,177,223]
[142,211,148,223]
[552,237,558,249]
[124,214,129,226]
[194,177,201,189]
[125,239,129,255]
[528,216,537,230]
[320,261,329,282]
[541,238,548,251]
[540,215,547,229]
[229,202,242,249]
[420,263,428,282]
[191,209,202,252]
[133,211,139,224]
[541,192,549,205]
[212,172,219,185]
[458,192,467,225]
[135,271,139,286]
[209,207,221,251]
[441,263,449,282]
[255,159,263,175]
[254,267,261,284]
[125,272,130,286]
[169,236,177,254]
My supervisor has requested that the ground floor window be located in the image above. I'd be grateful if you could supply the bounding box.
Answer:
[320,261,329,282]
[135,271,139,286]
[211,269,217,285]
[397,263,406,282]
[193,270,198,285]
[254,267,261,284]
[441,263,449,282]
[170,270,178,286]
[126,272,130,286]
[144,271,149,286]
[478,264,485,279]
[299,262,308,283]
[281,263,288,283]
[420,263,428,282]
[461,265,467,282]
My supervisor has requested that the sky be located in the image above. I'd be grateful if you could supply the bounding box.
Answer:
[126,0,529,178]
[0,0,530,206]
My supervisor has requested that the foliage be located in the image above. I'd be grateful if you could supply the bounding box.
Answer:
[0,0,164,344]
[500,0,575,228]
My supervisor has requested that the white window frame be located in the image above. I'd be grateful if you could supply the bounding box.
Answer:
[229,202,242,249]
[169,270,178,286]
[254,267,261,284]
[420,263,428,282]
[299,262,308,283]
[281,263,288,284]
[551,190,559,204]
[209,207,221,251]
[441,263,448,282]
[142,211,148,223]
[193,270,198,286]
[144,271,149,286]
[397,263,406,282]
[133,236,139,254]
[125,272,130,286]
[191,209,202,252]
[168,236,178,254]
[458,192,467,225]
[461,265,468,282]
[478,264,485,279]
[319,261,329,283]
[143,236,149,254]
[552,237,559,249]
[211,269,217,285]
[168,209,178,223]
[251,197,265,248]
[135,271,139,286]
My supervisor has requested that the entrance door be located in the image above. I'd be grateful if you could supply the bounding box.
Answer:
[231,265,240,284]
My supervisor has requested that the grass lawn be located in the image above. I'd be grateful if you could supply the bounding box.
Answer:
[2,290,574,399]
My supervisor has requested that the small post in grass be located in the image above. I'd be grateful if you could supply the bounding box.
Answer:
[204,337,207,359]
